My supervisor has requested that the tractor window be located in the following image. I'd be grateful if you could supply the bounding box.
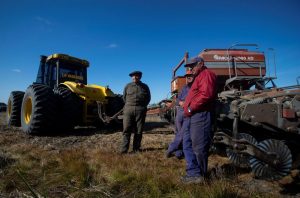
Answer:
[48,63,58,88]
[58,62,87,84]
[52,67,57,81]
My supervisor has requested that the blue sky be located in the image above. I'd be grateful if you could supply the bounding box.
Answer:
[1,0,299,104]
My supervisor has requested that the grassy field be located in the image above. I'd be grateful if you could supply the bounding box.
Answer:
[0,112,298,198]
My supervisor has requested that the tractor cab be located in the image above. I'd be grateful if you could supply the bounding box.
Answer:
[35,54,89,88]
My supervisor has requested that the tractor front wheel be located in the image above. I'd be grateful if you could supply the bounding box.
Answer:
[21,84,58,134]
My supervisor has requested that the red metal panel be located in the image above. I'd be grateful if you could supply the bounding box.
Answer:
[198,49,266,77]
[207,68,266,76]
[200,49,265,62]
[171,76,186,93]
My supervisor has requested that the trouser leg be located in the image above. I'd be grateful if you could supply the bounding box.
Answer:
[133,133,142,151]
[133,109,146,151]
[121,108,134,153]
[182,117,201,176]
[167,131,183,154]
[167,111,184,155]
[190,111,212,176]
[121,133,131,153]
[175,108,184,134]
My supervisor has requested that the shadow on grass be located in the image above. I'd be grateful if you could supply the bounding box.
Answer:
[280,182,300,196]
[280,169,300,196]
[4,120,174,137]
[50,121,173,137]
[208,163,251,180]
[144,121,172,130]
[0,153,15,169]
[126,147,166,154]
[33,123,123,137]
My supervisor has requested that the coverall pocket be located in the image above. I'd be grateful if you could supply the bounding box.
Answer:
[190,112,208,124]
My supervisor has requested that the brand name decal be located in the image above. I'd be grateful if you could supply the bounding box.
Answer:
[213,55,254,61]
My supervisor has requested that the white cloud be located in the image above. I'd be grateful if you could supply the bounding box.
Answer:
[35,16,52,25]
[12,69,21,73]
[107,43,118,48]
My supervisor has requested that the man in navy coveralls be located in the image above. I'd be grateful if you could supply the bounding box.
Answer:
[166,70,194,159]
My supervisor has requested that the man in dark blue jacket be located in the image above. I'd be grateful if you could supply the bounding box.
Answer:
[166,70,194,159]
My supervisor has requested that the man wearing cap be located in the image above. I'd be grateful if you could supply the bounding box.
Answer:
[121,71,151,154]
[166,70,194,159]
[181,57,217,184]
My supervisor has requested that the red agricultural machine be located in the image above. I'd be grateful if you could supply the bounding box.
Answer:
[150,44,300,180]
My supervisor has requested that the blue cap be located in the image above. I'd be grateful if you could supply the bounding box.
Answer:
[185,57,204,67]
[129,71,142,77]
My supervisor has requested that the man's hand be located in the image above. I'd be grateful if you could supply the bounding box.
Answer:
[184,106,192,117]
[179,101,184,108]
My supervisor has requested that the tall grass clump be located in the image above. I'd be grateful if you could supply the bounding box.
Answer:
[58,148,95,187]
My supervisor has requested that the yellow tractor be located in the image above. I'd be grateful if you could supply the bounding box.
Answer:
[7,54,124,134]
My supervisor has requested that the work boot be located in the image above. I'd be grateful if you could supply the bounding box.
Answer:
[120,133,131,154]
[180,175,204,184]
[120,150,128,155]
[132,148,142,153]
[175,150,184,159]
[165,150,174,158]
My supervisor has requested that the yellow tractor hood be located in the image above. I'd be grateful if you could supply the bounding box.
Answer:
[60,81,115,101]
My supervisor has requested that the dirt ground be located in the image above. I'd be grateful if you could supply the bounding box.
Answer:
[1,112,300,197]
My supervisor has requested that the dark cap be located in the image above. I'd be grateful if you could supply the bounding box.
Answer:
[184,57,204,67]
[129,71,142,77]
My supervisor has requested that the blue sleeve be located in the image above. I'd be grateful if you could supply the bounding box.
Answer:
[178,85,189,102]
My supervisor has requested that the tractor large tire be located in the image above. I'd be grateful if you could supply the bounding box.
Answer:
[21,84,58,134]
[54,86,83,131]
[7,91,25,126]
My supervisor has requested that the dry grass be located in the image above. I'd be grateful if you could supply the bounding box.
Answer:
[0,134,238,197]
[0,112,289,197]
[0,142,270,198]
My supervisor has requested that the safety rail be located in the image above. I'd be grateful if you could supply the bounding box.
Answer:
[225,43,278,90]
[227,43,260,79]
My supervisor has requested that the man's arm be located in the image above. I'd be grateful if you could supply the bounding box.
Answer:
[177,85,187,107]
[145,84,151,106]
[123,84,128,103]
